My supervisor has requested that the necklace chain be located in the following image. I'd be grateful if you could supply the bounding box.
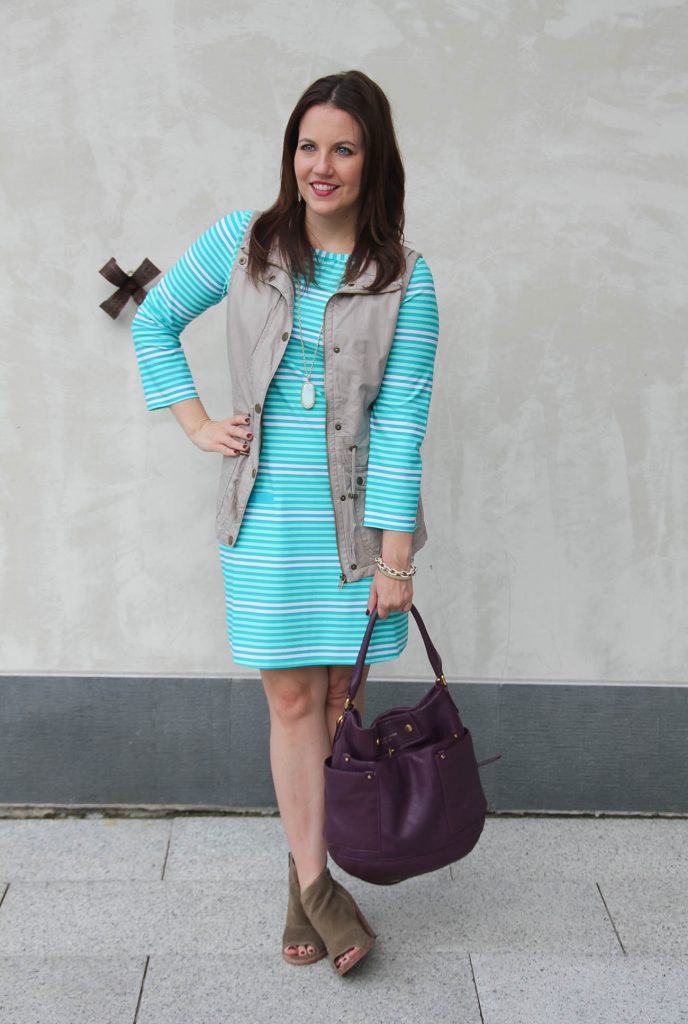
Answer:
[293,260,347,409]
[294,276,323,384]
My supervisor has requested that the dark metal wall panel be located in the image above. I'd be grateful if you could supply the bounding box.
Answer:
[0,677,238,807]
[226,679,273,807]
[496,683,688,813]
[1,676,686,813]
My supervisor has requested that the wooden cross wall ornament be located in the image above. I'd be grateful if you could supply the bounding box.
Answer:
[99,257,161,319]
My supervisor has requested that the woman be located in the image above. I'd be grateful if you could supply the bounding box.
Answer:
[132,69,439,975]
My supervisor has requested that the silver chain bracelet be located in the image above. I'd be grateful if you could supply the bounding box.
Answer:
[374,555,417,580]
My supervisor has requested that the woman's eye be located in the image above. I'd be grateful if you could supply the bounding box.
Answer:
[336,146,352,156]
[300,143,315,151]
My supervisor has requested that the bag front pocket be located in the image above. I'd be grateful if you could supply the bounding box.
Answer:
[324,760,381,853]
[435,729,487,836]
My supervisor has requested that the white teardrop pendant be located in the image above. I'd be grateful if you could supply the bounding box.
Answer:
[300,380,316,409]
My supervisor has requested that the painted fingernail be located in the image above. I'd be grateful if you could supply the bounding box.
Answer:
[246,433,253,440]
[244,417,250,423]
[243,443,249,449]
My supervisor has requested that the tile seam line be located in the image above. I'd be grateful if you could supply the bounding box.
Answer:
[160,822,173,881]
[596,881,627,955]
[132,954,150,1024]
[468,952,486,1024]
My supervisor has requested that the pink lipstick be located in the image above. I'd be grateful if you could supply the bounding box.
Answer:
[310,182,339,198]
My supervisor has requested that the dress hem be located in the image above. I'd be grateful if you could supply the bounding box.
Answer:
[228,649,408,670]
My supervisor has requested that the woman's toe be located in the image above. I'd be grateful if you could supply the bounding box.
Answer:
[336,946,356,968]
[285,941,319,959]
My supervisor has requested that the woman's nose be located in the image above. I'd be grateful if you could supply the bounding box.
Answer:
[312,152,333,176]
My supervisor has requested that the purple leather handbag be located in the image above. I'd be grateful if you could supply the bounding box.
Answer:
[324,604,501,885]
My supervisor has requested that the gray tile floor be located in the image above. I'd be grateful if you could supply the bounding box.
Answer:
[0,815,686,1023]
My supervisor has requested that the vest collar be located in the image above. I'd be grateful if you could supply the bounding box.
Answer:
[237,233,403,294]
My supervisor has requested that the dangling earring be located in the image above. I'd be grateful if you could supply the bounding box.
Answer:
[297,191,303,203]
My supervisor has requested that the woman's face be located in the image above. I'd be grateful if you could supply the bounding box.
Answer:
[294,103,365,226]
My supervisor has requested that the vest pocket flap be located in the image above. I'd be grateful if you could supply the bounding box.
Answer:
[215,455,243,519]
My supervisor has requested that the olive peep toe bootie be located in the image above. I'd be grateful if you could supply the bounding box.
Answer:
[300,864,377,976]
[282,854,327,966]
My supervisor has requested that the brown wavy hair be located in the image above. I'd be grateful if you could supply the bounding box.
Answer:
[247,70,406,293]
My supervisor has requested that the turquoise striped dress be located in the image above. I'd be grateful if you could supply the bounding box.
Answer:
[132,209,439,669]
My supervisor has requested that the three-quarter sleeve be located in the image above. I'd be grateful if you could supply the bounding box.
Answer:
[363,256,440,532]
[131,208,254,410]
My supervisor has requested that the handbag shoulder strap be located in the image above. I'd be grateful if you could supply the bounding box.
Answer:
[347,604,444,704]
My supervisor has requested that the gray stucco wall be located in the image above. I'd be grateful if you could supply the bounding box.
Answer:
[2,0,687,692]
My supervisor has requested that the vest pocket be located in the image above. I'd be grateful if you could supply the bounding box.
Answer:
[215,455,242,524]
[352,474,381,563]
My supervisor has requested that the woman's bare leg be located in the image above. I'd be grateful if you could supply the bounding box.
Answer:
[261,662,370,968]
[325,663,370,743]
[261,665,330,890]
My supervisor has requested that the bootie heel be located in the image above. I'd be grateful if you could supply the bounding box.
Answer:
[300,865,376,976]
[282,853,327,966]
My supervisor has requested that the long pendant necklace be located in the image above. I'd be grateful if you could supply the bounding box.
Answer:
[294,276,321,409]
[294,263,347,410]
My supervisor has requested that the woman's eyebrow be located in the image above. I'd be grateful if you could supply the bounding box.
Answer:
[298,137,359,147]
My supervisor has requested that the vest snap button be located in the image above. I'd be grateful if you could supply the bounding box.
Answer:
[227,535,234,545]
[238,256,247,265]
[333,346,340,353]
[340,495,346,501]
[254,403,262,413]
[350,563,357,570]
[335,423,342,430]
[251,468,257,478]
[357,476,363,485]
[281,332,289,341]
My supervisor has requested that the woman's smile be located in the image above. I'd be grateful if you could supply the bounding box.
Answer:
[310,181,340,198]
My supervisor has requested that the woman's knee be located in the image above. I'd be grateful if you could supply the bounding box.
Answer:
[261,667,327,726]
[326,670,349,712]
[326,665,369,712]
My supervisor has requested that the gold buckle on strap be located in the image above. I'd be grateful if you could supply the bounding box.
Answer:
[336,696,356,726]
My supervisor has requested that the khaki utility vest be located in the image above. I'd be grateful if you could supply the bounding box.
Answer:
[215,212,427,584]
